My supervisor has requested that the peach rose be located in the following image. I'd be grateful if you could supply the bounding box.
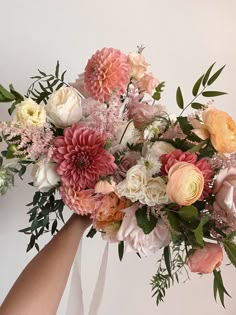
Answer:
[127,53,149,80]
[94,192,129,229]
[202,107,236,154]
[213,167,236,228]
[187,243,223,274]
[138,72,159,95]
[166,162,204,206]
[94,179,116,194]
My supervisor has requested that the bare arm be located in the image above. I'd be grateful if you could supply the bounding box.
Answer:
[0,214,91,315]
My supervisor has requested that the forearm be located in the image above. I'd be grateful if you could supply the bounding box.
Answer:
[0,214,90,315]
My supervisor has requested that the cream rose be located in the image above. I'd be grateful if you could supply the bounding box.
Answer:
[143,177,169,206]
[116,164,147,202]
[166,162,204,206]
[46,86,83,128]
[13,98,46,127]
[147,141,176,157]
[94,179,116,194]
[127,53,149,80]
[32,158,60,192]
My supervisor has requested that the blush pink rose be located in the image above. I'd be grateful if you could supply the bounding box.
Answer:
[138,72,159,95]
[187,243,223,274]
[127,53,149,80]
[213,167,236,228]
[118,151,141,179]
[94,179,116,194]
[128,101,160,129]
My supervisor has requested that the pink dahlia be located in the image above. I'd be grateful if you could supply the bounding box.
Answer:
[59,185,99,215]
[160,149,213,199]
[84,48,130,103]
[53,124,117,189]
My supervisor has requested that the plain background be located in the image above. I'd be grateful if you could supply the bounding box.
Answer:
[0,0,236,314]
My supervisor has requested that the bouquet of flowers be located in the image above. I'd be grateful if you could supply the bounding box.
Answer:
[0,46,236,307]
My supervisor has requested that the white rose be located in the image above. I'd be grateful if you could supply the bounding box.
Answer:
[115,121,141,146]
[117,204,171,256]
[144,141,176,157]
[13,98,46,128]
[46,86,82,128]
[32,158,60,192]
[143,177,169,206]
[116,164,147,202]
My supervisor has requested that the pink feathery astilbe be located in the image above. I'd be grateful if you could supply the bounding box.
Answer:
[53,124,117,190]
[0,122,54,159]
[84,48,130,103]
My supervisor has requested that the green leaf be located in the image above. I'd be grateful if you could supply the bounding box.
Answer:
[193,215,209,246]
[152,81,165,101]
[9,84,24,101]
[55,61,60,78]
[51,219,58,235]
[118,241,124,261]
[38,69,47,76]
[223,240,236,267]
[191,102,205,110]
[135,206,157,234]
[203,63,215,86]
[165,209,181,233]
[179,206,199,221]
[207,65,226,86]
[177,116,193,135]
[86,227,97,238]
[164,246,172,277]
[213,269,231,308]
[0,84,15,101]
[192,74,204,96]
[176,86,184,109]
[202,91,227,97]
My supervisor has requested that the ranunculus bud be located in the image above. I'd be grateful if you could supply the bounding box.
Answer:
[187,243,223,274]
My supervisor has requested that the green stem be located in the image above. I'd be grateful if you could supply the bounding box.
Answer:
[119,120,133,144]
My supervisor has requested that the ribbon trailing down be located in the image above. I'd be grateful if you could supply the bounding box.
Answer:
[65,241,109,315]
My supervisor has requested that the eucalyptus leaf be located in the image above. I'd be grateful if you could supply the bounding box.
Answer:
[202,62,215,86]
[192,74,204,96]
[202,91,227,97]
[176,86,184,109]
[191,102,205,110]
[207,65,226,86]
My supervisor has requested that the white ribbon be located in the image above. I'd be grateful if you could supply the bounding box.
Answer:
[65,241,109,315]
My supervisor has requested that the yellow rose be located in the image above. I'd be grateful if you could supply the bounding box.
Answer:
[202,107,236,154]
[13,98,46,128]
[166,162,204,206]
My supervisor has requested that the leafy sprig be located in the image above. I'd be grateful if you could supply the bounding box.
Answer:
[19,188,65,252]
[26,61,68,105]
[176,63,227,115]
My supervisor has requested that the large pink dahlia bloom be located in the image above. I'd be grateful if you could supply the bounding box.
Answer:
[84,48,130,103]
[53,124,117,189]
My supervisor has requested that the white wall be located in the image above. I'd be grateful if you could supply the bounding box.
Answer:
[0,0,236,314]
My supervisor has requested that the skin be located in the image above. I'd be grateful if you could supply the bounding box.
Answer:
[0,214,91,315]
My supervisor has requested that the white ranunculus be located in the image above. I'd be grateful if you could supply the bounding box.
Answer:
[116,164,147,202]
[117,204,171,256]
[32,158,60,192]
[143,177,169,206]
[46,86,83,128]
[13,98,46,128]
